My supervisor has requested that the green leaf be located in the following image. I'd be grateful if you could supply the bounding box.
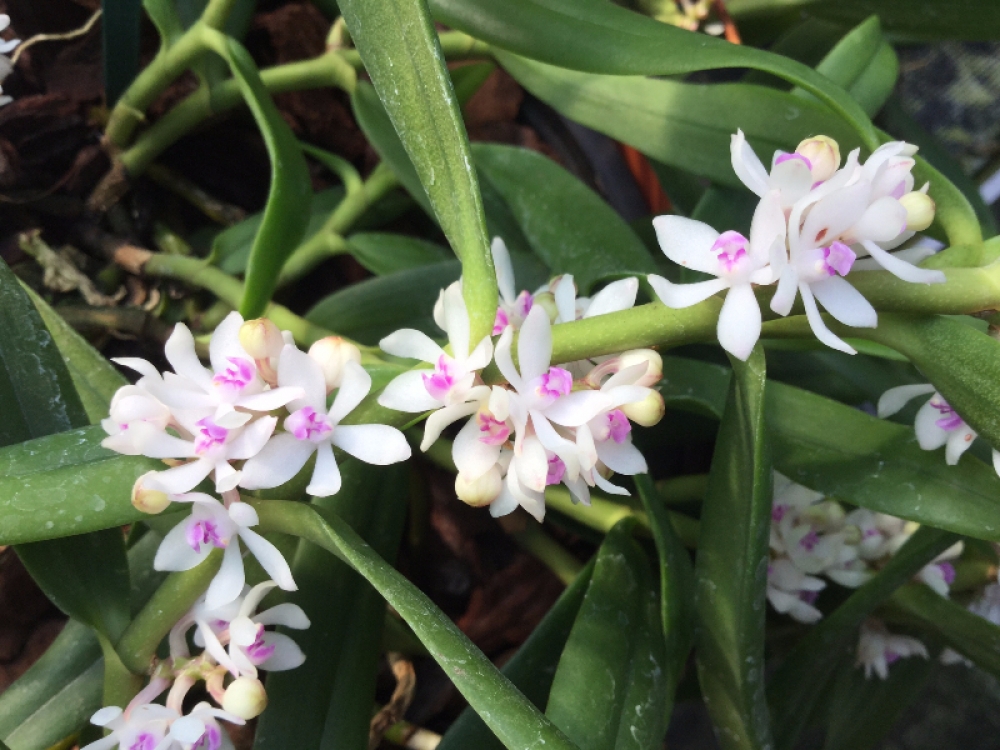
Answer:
[472,143,658,291]
[497,52,859,191]
[201,35,312,318]
[0,426,162,545]
[693,347,773,750]
[891,583,1000,680]
[428,0,879,148]
[438,558,595,750]
[102,0,142,103]
[347,232,451,276]
[546,521,667,750]
[254,499,581,750]
[213,188,346,275]
[767,527,957,750]
[338,0,497,342]
[255,462,408,750]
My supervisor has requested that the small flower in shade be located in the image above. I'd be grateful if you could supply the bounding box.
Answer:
[0,15,20,107]
[856,618,928,680]
[82,702,242,750]
[240,348,410,497]
[648,189,785,361]
[378,281,492,450]
[491,237,536,332]
[101,386,173,455]
[766,559,826,623]
[878,383,1000,470]
[153,494,296,610]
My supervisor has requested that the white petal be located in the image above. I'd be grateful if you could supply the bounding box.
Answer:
[492,237,517,305]
[378,370,442,413]
[596,439,647,475]
[945,425,977,465]
[518,306,552,382]
[146,458,214,495]
[648,275,728,309]
[333,424,411,464]
[800,283,856,354]
[239,528,297,591]
[800,181,872,251]
[421,401,479,451]
[466,337,493,372]
[111,357,161,380]
[165,323,212,389]
[255,603,310,629]
[276,345,326,411]
[453,416,502,479]
[749,190,786,266]
[877,384,935,418]
[209,312,247,373]
[564,474,592,505]
[768,158,813,207]
[584,278,638,318]
[257,633,306,671]
[130,424,196,458]
[730,129,770,196]
[544,391,612,427]
[442,282,472,360]
[651,215,721,273]
[554,275,577,323]
[516,436,549,493]
[154,522,212,572]
[227,417,278,460]
[593,471,631,496]
[849,197,907,243]
[307,443,342,497]
[329,361,373,424]
[229,501,259,528]
[489,483,519,518]
[214,461,241,492]
[716,284,761,361]
[493,326,522,391]
[238,387,305,413]
[993,450,1000,478]
[810,276,877,328]
[170,716,209,744]
[913,397,950,450]
[770,266,799,316]
[204,543,246,610]
[859,240,946,285]
[379,329,444,364]
[239,434,315,490]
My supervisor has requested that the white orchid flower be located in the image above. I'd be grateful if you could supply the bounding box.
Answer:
[766,559,826,624]
[378,281,493,451]
[648,189,785,361]
[153,494,296,610]
[101,385,173,455]
[856,618,928,680]
[83,703,179,750]
[240,348,410,497]
[549,274,639,324]
[491,237,535,332]
[0,15,19,107]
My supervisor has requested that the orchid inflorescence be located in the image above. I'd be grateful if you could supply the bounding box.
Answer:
[0,14,20,107]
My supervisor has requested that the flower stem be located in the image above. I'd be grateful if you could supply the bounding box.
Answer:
[507,521,584,585]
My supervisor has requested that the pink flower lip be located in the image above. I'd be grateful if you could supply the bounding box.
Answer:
[477,411,510,445]
[546,455,566,486]
[212,356,256,391]
[775,151,812,170]
[606,409,631,444]
[422,355,457,401]
[772,504,788,522]
[246,623,277,664]
[930,399,964,431]
[186,520,226,553]
[798,590,819,605]
[799,529,820,551]
[492,308,510,335]
[537,367,573,401]
[193,726,222,750]
[515,290,534,318]
[937,561,956,586]
[194,417,229,454]
[129,733,158,750]
[711,231,749,273]
[286,406,334,442]
[822,241,856,277]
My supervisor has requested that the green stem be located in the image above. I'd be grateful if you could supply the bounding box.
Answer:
[201,0,241,29]
[279,163,400,286]
[98,634,143,709]
[121,52,357,175]
[656,473,708,504]
[508,522,583,585]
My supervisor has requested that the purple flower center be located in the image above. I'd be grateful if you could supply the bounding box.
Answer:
[885,650,901,665]
[515,290,534,318]
[129,733,158,750]
[863,527,881,538]
[711,231,749,274]
[194,417,229,454]
[931,398,964,431]
[422,355,458,401]
[771,504,788,522]
[775,151,812,170]
[546,455,566,486]
[821,241,856,277]
[246,623,276,664]
[799,590,819,605]
[286,406,333,442]
[799,529,820,552]
[186,520,226,553]
[193,726,222,750]
[477,411,510,445]
[937,561,956,586]
[537,367,573,401]
[606,409,631,444]
[212,356,256,391]
[492,308,510,335]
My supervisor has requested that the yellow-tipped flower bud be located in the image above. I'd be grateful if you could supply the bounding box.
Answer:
[617,349,663,387]
[899,191,935,232]
[222,677,268,720]
[532,291,559,323]
[239,319,284,360]
[131,472,170,515]
[802,500,845,528]
[621,390,665,427]
[795,135,841,182]
[308,336,362,391]
[455,467,503,508]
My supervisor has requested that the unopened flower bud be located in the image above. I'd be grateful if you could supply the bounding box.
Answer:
[621,391,665,427]
[455,467,503,507]
[795,135,840,182]
[222,677,268,720]
[842,525,863,545]
[132,472,170,514]
[308,336,362,391]
[899,191,935,232]
[239,319,284,360]
[801,500,845,527]
[618,349,663,387]
[532,292,559,322]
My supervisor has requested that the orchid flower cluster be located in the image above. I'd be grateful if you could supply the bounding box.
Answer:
[765,473,977,679]
[649,131,943,360]
[97,312,412,747]
[377,237,664,521]
[0,14,18,107]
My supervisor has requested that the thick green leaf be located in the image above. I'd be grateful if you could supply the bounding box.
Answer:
[546,521,667,750]
[213,188,345,275]
[428,0,879,148]
[767,527,957,750]
[438,558,595,750]
[254,462,407,750]
[338,0,497,341]
[347,232,451,276]
[204,36,311,318]
[693,347,773,750]
[472,143,657,290]
[0,426,161,545]
[498,52,858,191]
[253,499,581,750]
